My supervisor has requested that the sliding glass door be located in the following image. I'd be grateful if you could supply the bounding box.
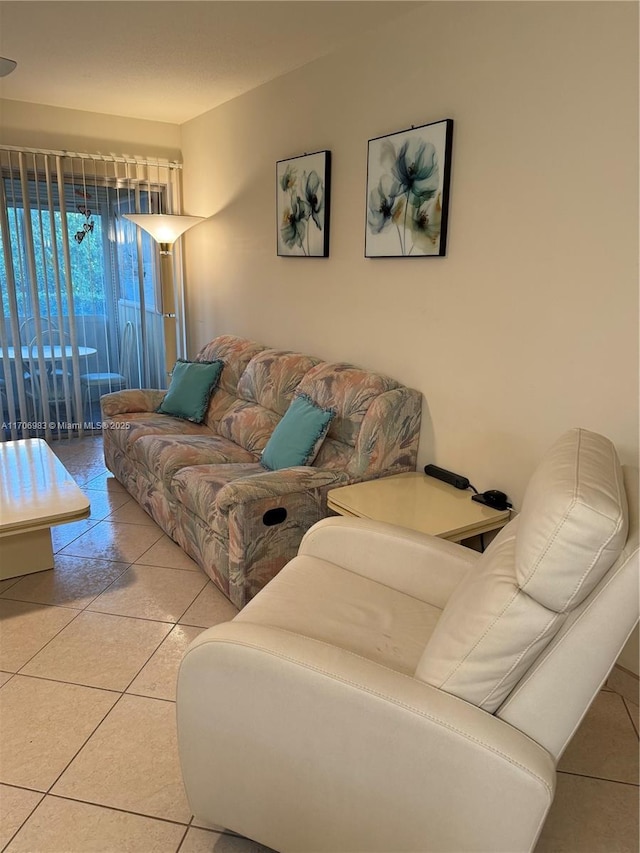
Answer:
[0,149,182,441]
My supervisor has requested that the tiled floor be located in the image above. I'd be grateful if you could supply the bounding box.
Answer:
[0,436,638,852]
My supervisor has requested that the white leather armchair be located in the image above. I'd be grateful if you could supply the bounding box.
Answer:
[177,429,639,853]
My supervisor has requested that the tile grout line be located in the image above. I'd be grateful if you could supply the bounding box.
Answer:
[621,697,640,740]
[557,768,640,788]
[121,627,182,695]
[4,671,124,696]
[0,790,45,853]
[9,606,85,675]
[0,558,133,614]
[43,791,194,829]
[44,690,129,795]
[55,520,165,562]
[174,824,191,852]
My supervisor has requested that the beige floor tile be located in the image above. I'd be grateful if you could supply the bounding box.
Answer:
[0,599,78,672]
[54,458,94,475]
[0,675,118,790]
[59,520,164,563]
[535,773,639,852]
[558,691,639,784]
[51,436,102,459]
[624,698,639,737]
[85,488,132,520]
[0,554,130,609]
[127,625,204,701]
[0,578,19,595]
[0,785,44,850]
[607,666,640,706]
[72,465,109,486]
[179,827,276,853]
[52,694,192,823]
[179,582,238,629]
[21,610,172,691]
[51,518,100,552]
[82,470,128,492]
[49,440,81,461]
[136,534,201,571]
[87,565,208,623]
[107,498,160,526]
[0,671,14,687]
[4,795,187,852]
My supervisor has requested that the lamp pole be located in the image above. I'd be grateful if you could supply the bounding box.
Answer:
[123,213,205,381]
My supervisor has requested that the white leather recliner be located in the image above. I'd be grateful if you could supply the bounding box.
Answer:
[176,428,639,853]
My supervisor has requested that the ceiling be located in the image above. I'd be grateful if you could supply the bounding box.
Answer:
[0,1,418,124]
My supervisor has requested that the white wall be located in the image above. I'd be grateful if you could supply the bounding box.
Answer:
[0,99,181,160]
[180,1,638,510]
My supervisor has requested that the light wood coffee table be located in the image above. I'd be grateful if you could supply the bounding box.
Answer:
[0,439,90,580]
[328,472,511,543]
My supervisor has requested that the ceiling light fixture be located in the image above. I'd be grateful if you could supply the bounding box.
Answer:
[0,57,17,77]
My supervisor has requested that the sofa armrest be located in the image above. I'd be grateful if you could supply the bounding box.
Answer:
[215,467,349,512]
[177,622,554,853]
[100,388,167,418]
[300,516,480,607]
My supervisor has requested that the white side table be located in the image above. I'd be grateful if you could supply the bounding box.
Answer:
[327,472,510,543]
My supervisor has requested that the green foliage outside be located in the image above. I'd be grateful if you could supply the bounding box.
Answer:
[0,208,108,321]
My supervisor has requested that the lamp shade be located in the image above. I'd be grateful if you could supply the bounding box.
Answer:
[123,213,205,252]
[0,57,17,77]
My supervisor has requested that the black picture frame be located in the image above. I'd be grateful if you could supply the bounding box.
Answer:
[365,119,453,258]
[276,150,331,257]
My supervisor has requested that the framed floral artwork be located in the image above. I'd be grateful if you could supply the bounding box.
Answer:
[365,119,453,258]
[277,151,331,257]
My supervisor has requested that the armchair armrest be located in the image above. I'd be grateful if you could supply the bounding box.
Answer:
[178,622,554,853]
[300,516,480,607]
[215,467,349,513]
[100,388,167,418]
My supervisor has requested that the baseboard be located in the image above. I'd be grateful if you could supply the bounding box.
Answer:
[606,664,639,705]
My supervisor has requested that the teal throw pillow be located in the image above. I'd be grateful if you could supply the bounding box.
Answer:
[157,359,223,423]
[261,393,335,471]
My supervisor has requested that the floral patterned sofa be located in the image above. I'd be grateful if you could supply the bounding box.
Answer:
[100,335,422,607]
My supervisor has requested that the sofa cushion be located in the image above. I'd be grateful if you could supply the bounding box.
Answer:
[132,434,258,484]
[157,359,223,423]
[214,401,281,455]
[106,413,214,455]
[195,336,266,430]
[296,363,400,446]
[236,349,321,416]
[261,394,335,470]
[197,336,266,396]
[215,349,322,453]
[415,428,629,713]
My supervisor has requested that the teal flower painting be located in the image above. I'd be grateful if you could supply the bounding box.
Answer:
[365,119,453,258]
[276,151,331,257]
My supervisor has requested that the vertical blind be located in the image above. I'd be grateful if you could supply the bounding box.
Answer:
[0,147,184,442]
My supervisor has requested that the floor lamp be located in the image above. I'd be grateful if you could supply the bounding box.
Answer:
[123,213,204,381]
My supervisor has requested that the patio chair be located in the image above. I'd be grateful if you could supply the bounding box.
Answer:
[79,320,134,418]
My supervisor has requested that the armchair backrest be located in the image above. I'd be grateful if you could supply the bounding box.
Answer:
[415,429,637,758]
[496,464,638,759]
